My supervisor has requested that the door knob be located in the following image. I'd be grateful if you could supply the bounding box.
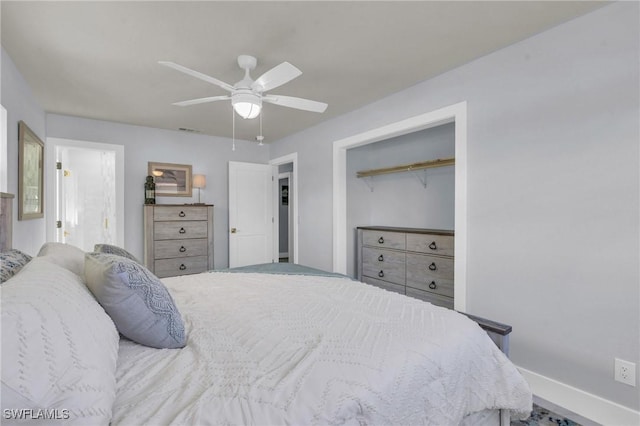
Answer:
[231,228,237,233]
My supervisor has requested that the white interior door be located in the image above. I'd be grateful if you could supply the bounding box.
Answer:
[228,161,274,268]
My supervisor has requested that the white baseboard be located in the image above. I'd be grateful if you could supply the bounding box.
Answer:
[517,366,640,426]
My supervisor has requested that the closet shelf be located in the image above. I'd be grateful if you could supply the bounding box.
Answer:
[356,157,455,178]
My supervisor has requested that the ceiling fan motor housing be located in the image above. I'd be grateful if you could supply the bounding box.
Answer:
[237,55,257,71]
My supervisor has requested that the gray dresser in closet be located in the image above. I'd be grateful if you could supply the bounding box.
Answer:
[357,226,455,309]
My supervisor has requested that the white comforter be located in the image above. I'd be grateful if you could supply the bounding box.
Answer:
[113,272,531,425]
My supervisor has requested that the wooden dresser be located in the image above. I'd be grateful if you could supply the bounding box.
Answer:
[357,226,455,309]
[144,205,214,278]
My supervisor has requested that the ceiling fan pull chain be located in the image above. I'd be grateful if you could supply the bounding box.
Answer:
[232,105,236,151]
[258,112,264,146]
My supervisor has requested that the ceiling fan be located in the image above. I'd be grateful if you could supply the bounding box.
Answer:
[159,55,328,119]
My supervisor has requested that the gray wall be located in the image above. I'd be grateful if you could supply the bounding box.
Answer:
[46,114,269,267]
[346,123,455,277]
[1,49,47,255]
[270,3,639,410]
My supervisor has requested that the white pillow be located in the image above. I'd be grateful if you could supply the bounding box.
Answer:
[37,242,85,277]
[1,257,119,425]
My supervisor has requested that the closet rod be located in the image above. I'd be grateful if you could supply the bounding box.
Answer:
[356,157,455,178]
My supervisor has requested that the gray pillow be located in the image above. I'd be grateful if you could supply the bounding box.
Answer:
[84,252,186,349]
[94,243,139,263]
[0,249,32,283]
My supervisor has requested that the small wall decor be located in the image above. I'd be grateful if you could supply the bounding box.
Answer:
[147,162,192,197]
[18,121,44,220]
[144,175,156,204]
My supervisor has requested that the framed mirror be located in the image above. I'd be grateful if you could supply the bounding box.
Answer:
[18,121,44,220]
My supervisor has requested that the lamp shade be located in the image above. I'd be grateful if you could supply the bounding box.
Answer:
[193,174,206,189]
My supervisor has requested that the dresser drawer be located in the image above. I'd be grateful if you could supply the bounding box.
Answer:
[362,247,405,285]
[362,276,405,295]
[154,221,208,240]
[406,233,454,257]
[154,238,208,259]
[406,253,454,281]
[406,275,454,298]
[154,206,209,221]
[406,287,454,309]
[362,230,405,250]
[154,256,209,278]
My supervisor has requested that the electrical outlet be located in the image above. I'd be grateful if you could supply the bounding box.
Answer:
[615,358,636,386]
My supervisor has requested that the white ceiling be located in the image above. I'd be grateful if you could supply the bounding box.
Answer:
[1,1,605,143]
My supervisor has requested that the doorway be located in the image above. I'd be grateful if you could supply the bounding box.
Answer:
[46,138,124,250]
[270,153,298,264]
[278,169,293,263]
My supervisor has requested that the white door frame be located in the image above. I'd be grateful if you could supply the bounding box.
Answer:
[45,138,125,246]
[332,101,467,311]
[269,153,298,264]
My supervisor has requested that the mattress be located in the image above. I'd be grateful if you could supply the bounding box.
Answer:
[112,271,531,425]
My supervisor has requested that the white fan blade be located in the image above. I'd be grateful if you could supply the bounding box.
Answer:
[263,95,327,113]
[172,95,230,107]
[252,62,302,92]
[159,61,234,92]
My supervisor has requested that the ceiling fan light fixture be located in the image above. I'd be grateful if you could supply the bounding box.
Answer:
[232,92,262,119]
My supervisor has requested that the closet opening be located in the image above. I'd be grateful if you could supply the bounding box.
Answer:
[332,101,467,310]
[346,122,455,271]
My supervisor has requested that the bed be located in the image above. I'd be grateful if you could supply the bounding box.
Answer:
[1,231,532,425]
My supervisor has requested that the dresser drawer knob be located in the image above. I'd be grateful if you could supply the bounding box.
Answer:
[179,264,186,271]
[179,227,186,234]
[429,241,437,250]
[179,246,186,253]
[378,254,384,262]
[378,237,384,244]
[428,262,437,271]
[378,270,385,278]
[179,211,186,217]
[429,281,437,290]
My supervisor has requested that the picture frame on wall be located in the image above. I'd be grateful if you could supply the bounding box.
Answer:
[18,121,44,220]
[148,162,193,197]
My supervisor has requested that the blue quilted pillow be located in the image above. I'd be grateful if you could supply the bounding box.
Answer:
[93,243,139,263]
[84,252,186,349]
[0,249,32,283]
